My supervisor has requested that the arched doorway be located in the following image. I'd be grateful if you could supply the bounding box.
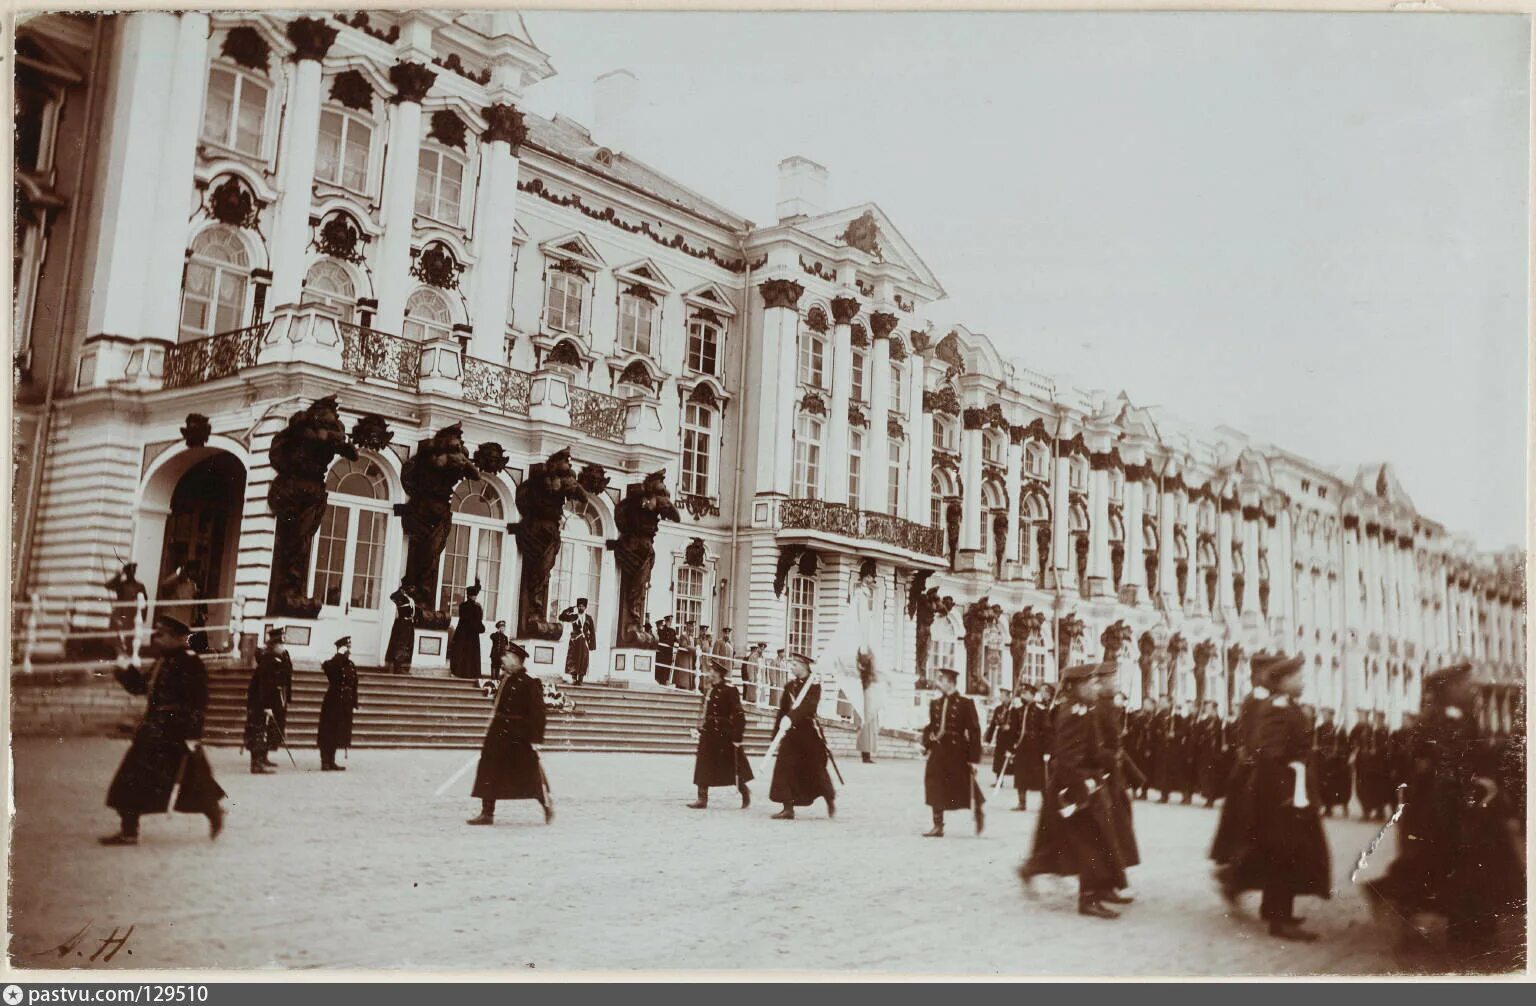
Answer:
[309,456,394,664]
[437,479,508,627]
[153,450,246,652]
[547,496,608,673]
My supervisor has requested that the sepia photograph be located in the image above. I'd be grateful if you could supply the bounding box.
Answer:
[5,2,1530,980]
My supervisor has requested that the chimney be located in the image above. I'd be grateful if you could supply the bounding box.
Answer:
[593,69,638,155]
[776,156,828,221]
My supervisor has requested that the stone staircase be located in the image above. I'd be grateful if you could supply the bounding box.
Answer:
[203,669,923,759]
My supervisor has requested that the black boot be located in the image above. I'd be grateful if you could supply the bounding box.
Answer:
[207,805,224,841]
[99,814,140,846]
[861,752,873,764]
[466,799,495,826]
[687,787,708,810]
[772,805,795,820]
[923,810,945,838]
[739,784,751,809]
[251,756,273,775]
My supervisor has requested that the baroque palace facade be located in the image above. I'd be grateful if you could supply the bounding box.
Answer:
[14,11,1525,730]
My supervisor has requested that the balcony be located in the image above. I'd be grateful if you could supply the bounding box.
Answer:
[568,386,628,443]
[462,355,532,416]
[163,325,265,390]
[340,322,421,391]
[777,497,946,562]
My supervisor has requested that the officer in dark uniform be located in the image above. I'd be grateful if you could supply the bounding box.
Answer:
[1315,707,1351,817]
[244,626,289,773]
[1019,662,1130,919]
[488,621,509,681]
[1209,653,1274,873]
[1149,697,1175,802]
[921,668,984,837]
[688,660,753,809]
[1216,653,1331,942]
[101,615,226,845]
[467,641,551,825]
[767,654,836,820]
[1012,683,1050,811]
[318,635,360,771]
[984,686,1021,783]
[1126,697,1156,800]
[1388,711,1418,814]
[1096,680,1140,876]
[1193,700,1226,807]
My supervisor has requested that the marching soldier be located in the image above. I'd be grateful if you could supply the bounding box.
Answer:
[767,654,837,820]
[1315,707,1352,817]
[1127,697,1156,799]
[1018,662,1131,919]
[1388,711,1418,815]
[984,687,1020,783]
[1215,653,1331,942]
[100,615,226,845]
[1174,701,1197,805]
[688,660,753,809]
[1210,653,1274,877]
[1096,681,1141,877]
[467,641,552,825]
[1012,682,1050,811]
[921,668,985,837]
[243,626,289,773]
[1366,663,1524,965]
[1193,700,1225,808]
[1351,709,1389,821]
[318,636,360,771]
[1149,697,1175,802]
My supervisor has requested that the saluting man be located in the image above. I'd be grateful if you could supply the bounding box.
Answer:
[318,635,360,771]
[101,614,226,845]
[687,660,753,809]
[921,668,985,837]
[467,641,552,825]
[558,598,597,685]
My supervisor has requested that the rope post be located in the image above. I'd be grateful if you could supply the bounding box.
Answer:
[23,593,40,674]
[231,595,246,653]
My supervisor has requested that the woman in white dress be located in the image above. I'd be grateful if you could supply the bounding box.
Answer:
[820,559,886,763]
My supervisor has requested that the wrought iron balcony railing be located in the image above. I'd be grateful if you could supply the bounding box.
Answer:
[163,324,266,389]
[462,355,532,416]
[568,386,627,443]
[779,498,946,559]
[340,323,421,391]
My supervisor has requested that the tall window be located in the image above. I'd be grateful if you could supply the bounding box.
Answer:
[437,480,505,621]
[888,440,905,515]
[850,347,867,402]
[934,417,958,453]
[316,108,371,192]
[681,403,715,497]
[546,268,586,334]
[889,361,907,413]
[180,227,250,340]
[300,260,356,323]
[979,481,1007,562]
[1070,459,1088,491]
[792,414,823,499]
[1026,443,1048,478]
[930,473,944,527]
[548,498,603,621]
[983,431,1004,465]
[202,66,268,157]
[618,291,656,355]
[687,318,720,375]
[787,574,816,658]
[848,429,864,508]
[415,146,464,223]
[798,329,827,388]
[402,288,451,342]
[1109,470,1125,502]
[675,565,706,628]
[310,458,390,611]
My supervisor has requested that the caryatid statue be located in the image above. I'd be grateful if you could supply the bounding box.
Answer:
[397,423,480,615]
[608,469,680,648]
[510,448,585,640]
[266,396,357,618]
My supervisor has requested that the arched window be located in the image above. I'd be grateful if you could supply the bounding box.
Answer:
[979,480,1007,562]
[416,142,466,224]
[316,105,373,192]
[1025,443,1048,479]
[180,227,251,340]
[438,480,505,621]
[930,471,945,528]
[548,497,604,621]
[933,416,958,453]
[202,64,269,157]
[300,259,357,322]
[983,431,1005,465]
[1069,501,1090,597]
[402,287,452,342]
[310,457,390,614]
[792,414,823,499]
[681,402,716,498]
[1070,458,1088,492]
[798,327,827,388]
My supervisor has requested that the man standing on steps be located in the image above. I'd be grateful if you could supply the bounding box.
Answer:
[921,668,985,837]
[468,642,552,826]
[559,598,596,685]
[655,615,676,686]
[318,636,359,771]
[710,627,736,682]
[243,626,289,774]
[687,660,752,810]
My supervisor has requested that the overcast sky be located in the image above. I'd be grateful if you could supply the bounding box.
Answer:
[517,11,1529,551]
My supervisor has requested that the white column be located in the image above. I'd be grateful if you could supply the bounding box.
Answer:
[375,64,434,332]
[1277,509,1295,630]
[268,56,327,309]
[1004,437,1024,569]
[959,422,983,553]
[1087,461,1110,595]
[1123,472,1145,601]
[905,356,929,520]
[824,313,852,505]
[862,333,892,512]
[1052,453,1072,579]
[1158,487,1177,603]
[1241,508,1260,615]
[468,113,522,359]
[1217,504,1236,611]
[86,12,181,339]
[757,279,803,498]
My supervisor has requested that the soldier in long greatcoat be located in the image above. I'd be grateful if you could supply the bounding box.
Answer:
[467,642,551,825]
[243,627,289,773]
[1215,653,1331,942]
[1209,660,1274,870]
[318,635,360,771]
[984,687,1021,780]
[1019,662,1130,919]
[1315,707,1352,817]
[1126,697,1156,799]
[767,655,836,820]
[100,615,226,845]
[1148,698,1175,801]
[1012,685,1051,810]
[1193,701,1226,807]
[1351,710,1389,821]
[687,661,753,809]
[1096,686,1141,873]
[921,668,985,837]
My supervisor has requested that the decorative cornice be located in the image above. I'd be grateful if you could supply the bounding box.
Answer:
[1241,504,1264,522]
[849,323,869,349]
[1219,495,1241,514]
[924,386,961,416]
[799,255,836,283]
[804,305,829,333]
[286,16,338,61]
[962,403,1008,432]
[847,403,869,428]
[759,278,804,311]
[932,449,960,476]
[1089,448,1123,472]
[909,331,930,354]
[1365,521,1381,537]
[482,103,528,152]
[1123,462,1153,483]
[798,391,828,417]
[1010,418,1050,445]
[1056,433,1088,458]
[388,61,437,104]
[869,311,898,339]
[830,295,861,325]
[1343,513,1360,531]
[887,414,906,440]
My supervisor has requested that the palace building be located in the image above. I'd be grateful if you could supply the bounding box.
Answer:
[13,11,1525,731]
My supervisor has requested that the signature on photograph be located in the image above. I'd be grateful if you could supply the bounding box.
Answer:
[27,921,136,963]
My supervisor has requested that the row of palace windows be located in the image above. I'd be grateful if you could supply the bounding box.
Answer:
[792,414,907,514]
[797,330,909,412]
